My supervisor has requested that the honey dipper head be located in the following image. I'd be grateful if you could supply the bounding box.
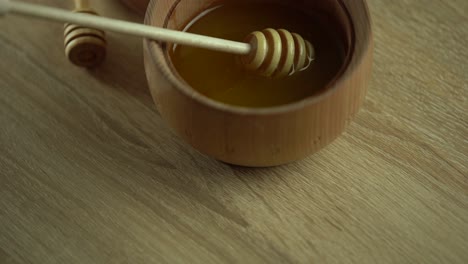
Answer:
[64,8,106,68]
[241,28,315,78]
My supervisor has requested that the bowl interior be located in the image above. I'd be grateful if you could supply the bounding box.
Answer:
[144,0,356,114]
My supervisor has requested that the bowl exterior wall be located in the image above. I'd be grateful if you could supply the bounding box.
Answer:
[143,0,373,167]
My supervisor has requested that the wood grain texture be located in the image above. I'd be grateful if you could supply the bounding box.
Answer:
[0,0,467,263]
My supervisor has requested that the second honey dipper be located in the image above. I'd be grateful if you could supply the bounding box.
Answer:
[64,0,106,67]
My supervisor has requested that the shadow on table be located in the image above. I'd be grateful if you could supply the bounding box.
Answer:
[88,34,152,101]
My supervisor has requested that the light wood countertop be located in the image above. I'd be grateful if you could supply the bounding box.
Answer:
[0,0,466,263]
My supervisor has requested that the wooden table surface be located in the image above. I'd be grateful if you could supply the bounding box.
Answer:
[1,0,467,263]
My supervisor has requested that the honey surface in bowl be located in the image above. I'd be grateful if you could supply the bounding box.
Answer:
[169,2,345,108]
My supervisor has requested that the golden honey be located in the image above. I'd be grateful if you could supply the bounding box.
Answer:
[169,2,345,107]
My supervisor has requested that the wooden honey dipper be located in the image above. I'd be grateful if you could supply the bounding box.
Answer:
[0,0,315,77]
[64,0,106,67]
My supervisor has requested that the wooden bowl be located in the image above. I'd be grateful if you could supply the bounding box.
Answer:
[120,0,149,15]
[143,0,373,167]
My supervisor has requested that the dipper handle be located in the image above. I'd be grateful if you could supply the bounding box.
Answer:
[1,0,315,77]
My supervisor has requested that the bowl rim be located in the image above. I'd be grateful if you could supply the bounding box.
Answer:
[144,0,370,115]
